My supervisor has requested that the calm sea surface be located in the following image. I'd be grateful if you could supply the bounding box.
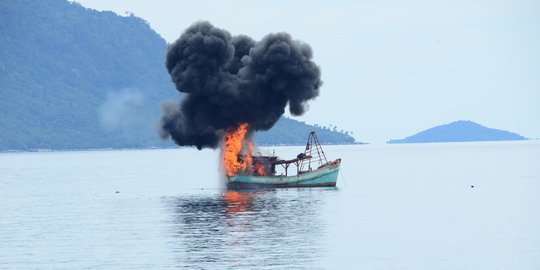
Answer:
[1,141,539,269]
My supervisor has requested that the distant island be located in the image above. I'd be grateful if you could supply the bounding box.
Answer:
[0,0,355,151]
[387,120,527,144]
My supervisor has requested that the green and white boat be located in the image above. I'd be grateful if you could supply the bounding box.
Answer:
[227,132,342,189]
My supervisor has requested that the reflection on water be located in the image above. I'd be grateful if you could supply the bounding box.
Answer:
[165,189,333,269]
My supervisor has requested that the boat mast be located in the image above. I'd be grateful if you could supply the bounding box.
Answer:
[300,131,328,172]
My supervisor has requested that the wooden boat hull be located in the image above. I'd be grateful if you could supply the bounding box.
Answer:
[227,161,340,189]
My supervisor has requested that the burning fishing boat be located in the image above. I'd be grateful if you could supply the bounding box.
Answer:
[223,124,341,189]
[159,22,339,186]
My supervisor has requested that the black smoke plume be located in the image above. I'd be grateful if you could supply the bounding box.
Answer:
[160,21,322,149]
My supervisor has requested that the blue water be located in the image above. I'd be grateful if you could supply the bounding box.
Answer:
[1,141,539,269]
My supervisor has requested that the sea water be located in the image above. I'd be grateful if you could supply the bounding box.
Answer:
[0,141,538,269]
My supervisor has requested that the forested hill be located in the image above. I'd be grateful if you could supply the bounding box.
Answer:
[1,0,175,150]
[0,0,355,151]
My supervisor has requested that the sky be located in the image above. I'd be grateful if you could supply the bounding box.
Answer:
[75,0,539,143]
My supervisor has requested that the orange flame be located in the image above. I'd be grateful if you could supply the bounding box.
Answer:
[254,163,265,176]
[244,141,254,171]
[223,123,250,176]
[223,123,267,177]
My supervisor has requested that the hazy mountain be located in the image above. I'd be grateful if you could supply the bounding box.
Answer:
[0,0,355,151]
[387,120,527,144]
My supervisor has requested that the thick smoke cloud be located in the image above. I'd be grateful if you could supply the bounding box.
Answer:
[160,21,322,149]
